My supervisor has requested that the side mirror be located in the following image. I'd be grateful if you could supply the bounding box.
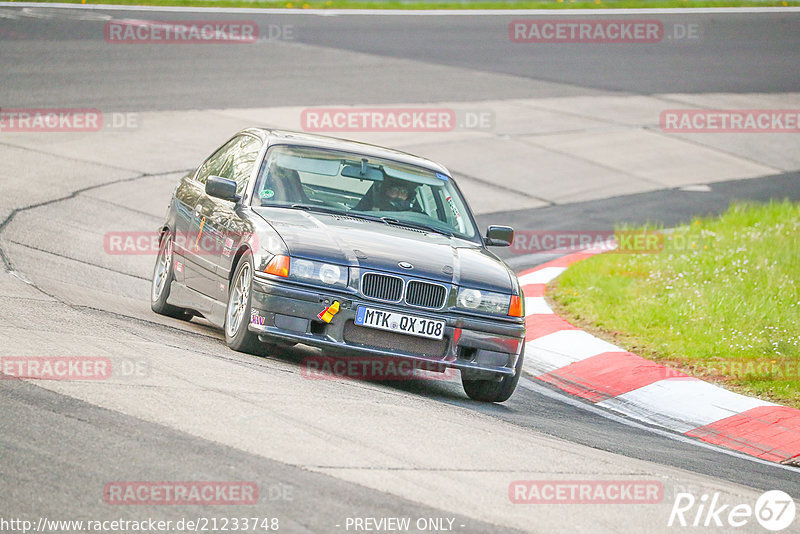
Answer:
[485,225,514,247]
[206,175,240,203]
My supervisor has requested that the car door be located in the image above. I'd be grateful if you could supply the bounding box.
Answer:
[207,134,264,302]
[180,136,242,297]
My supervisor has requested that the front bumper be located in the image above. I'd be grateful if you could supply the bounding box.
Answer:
[248,276,525,378]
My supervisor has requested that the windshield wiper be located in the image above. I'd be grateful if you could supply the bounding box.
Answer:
[289,203,343,215]
[379,217,453,237]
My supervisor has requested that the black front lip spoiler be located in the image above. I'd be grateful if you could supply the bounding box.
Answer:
[248,323,515,377]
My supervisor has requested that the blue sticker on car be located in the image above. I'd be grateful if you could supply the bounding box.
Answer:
[435,172,450,181]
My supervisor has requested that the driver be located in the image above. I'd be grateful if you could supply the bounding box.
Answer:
[357,177,419,212]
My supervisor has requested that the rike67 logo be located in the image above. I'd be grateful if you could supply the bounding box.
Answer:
[669,490,795,531]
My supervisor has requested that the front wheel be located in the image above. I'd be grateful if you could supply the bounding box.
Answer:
[462,346,524,403]
[225,253,262,354]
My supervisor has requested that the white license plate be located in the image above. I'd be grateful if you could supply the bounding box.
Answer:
[354,306,445,340]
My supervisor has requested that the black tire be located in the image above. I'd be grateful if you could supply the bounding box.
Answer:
[224,253,262,354]
[150,232,192,320]
[462,346,524,403]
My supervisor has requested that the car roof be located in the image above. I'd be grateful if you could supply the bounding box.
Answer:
[243,128,452,177]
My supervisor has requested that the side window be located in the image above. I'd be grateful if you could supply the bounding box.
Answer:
[195,136,241,185]
[231,136,263,194]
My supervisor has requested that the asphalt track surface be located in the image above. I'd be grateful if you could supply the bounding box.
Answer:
[2,6,800,534]
[2,9,799,110]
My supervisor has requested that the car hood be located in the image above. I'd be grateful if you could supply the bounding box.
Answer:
[253,208,514,293]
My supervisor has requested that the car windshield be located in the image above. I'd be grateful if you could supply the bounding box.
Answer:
[252,145,478,239]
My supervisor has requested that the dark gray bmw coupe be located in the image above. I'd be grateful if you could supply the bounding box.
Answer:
[151,129,526,402]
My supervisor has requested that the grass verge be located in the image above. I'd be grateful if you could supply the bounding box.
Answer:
[550,201,800,408]
[14,0,800,11]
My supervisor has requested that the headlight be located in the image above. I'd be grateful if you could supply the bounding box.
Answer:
[290,258,348,288]
[292,258,314,279]
[319,264,342,285]
[456,287,512,316]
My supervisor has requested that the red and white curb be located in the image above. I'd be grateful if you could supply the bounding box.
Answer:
[518,249,800,466]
